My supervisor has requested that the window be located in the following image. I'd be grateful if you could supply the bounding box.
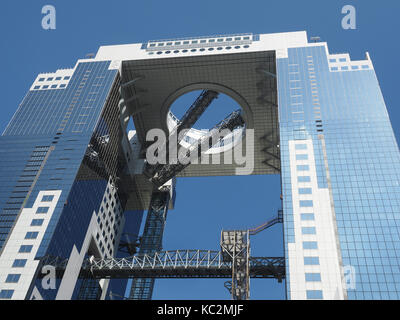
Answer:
[351,65,359,70]
[303,241,318,249]
[0,290,13,299]
[59,84,66,88]
[217,38,224,42]
[41,195,54,202]
[306,290,323,299]
[55,77,62,80]
[295,144,307,150]
[19,245,33,253]
[329,58,336,63]
[296,154,308,160]
[300,200,313,207]
[339,58,347,62]
[298,188,312,195]
[31,219,44,226]
[226,38,232,41]
[300,213,315,221]
[341,66,349,70]
[361,65,369,69]
[42,85,49,89]
[297,165,309,171]
[183,41,189,44]
[47,77,54,81]
[208,39,215,43]
[331,67,338,71]
[298,176,311,183]
[302,227,316,235]
[34,86,40,90]
[51,85,57,89]
[36,207,49,214]
[5,274,21,283]
[304,257,319,265]
[25,232,39,239]
[63,76,70,80]
[305,273,321,282]
[38,78,45,82]
[12,259,27,268]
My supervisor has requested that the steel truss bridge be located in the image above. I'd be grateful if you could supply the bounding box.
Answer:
[41,250,284,281]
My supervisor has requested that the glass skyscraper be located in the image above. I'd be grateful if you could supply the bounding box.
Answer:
[0,60,144,299]
[278,45,400,299]
[0,31,398,300]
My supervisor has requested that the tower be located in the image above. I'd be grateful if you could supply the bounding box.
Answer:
[0,31,398,300]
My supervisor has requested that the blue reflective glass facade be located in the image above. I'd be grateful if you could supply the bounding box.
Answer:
[0,60,144,299]
[278,45,400,299]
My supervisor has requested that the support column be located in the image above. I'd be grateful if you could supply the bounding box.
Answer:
[128,189,170,300]
[220,230,250,300]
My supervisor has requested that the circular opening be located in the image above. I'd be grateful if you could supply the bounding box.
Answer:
[169,90,242,130]
[168,90,245,153]
[174,50,179,53]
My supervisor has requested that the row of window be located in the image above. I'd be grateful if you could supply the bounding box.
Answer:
[148,45,250,55]
[38,76,70,82]
[329,57,348,63]
[331,65,370,71]
[148,36,251,48]
[33,83,67,90]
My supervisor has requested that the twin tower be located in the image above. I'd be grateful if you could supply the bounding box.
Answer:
[0,31,398,300]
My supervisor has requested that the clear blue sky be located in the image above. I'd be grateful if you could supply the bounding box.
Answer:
[0,0,399,300]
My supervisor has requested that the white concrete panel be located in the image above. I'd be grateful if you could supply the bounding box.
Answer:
[0,190,62,300]
[287,139,344,300]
